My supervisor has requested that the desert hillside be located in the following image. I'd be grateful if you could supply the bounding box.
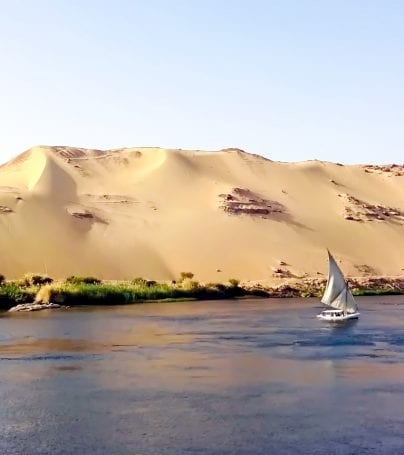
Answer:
[0,146,402,282]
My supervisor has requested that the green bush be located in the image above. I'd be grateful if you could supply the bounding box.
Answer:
[182,280,200,291]
[24,273,53,286]
[228,278,240,287]
[132,277,147,285]
[0,283,36,310]
[46,282,185,305]
[206,282,227,292]
[65,276,101,285]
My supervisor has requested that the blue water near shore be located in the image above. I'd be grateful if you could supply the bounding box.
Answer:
[1,296,404,454]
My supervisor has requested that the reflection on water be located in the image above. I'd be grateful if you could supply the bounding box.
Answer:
[0,337,104,355]
[0,324,192,358]
[1,296,404,454]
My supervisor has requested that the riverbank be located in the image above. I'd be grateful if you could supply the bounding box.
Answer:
[0,276,268,311]
[0,274,403,311]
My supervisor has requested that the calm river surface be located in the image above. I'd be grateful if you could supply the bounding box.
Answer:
[1,296,404,454]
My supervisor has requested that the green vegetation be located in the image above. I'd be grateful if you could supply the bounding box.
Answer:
[34,280,263,307]
[0,271,402,311]
[0,270,271,310]
[131,277,148,285]
[353,288,403,296]
[65,276,101,285]
[179,271,194,281]
[0,282,36,308]
[24,273,53,286]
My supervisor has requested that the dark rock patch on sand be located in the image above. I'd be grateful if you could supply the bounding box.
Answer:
[219,188,285,219]
[340,194,404,223]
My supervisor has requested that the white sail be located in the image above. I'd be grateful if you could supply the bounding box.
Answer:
[321,251,358,314]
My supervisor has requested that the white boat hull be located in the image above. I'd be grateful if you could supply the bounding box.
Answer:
[317,311,360,322]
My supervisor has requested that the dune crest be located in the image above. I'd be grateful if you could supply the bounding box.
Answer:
[0,145,402,282]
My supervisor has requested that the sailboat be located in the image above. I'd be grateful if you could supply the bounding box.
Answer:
[317,250,360,321]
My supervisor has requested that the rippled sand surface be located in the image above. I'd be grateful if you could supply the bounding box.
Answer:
[1,296,404,454]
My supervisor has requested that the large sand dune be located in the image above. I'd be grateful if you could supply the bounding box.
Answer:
[0,146,402,282]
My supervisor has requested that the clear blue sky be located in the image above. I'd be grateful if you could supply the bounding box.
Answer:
[1,0,403,164]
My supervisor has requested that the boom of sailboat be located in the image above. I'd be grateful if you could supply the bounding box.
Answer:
[317,250,360,321]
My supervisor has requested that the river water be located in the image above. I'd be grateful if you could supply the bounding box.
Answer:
[1,296,404,454]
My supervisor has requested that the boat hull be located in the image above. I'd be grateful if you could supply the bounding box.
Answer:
[316,312,360,322]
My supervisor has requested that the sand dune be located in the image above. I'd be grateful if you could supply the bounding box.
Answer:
[0,145,402,282]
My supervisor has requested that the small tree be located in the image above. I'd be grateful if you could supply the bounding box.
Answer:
[0,274,5,285]
[228,278,240,287]
[180,272,194,282]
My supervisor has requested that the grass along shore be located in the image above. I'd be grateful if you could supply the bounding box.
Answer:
[0,274,268,311]
[0,273,403,311]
